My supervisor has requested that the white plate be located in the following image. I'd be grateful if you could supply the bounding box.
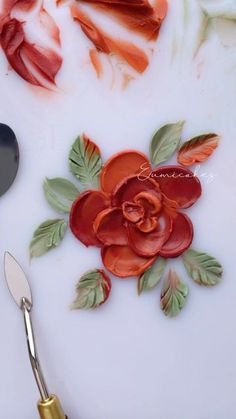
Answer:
[0,1,236,418]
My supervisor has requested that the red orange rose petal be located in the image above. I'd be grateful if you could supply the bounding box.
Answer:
[136,216,159,233]
[70,190,110,247]
[100,151,151,194]
[102,245,156,278]
[113,175,160,206]
[159,213,193,258]
[94,208,128,246]
[152,166,202,209]
[127,211,172,257]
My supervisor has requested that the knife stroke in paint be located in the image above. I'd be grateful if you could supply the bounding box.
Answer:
[0,0,168,89]
[30,122,223,317]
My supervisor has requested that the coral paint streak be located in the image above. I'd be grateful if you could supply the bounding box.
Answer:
[89,48,103,77]
[71,4,148,73]
[40,8,61,46]
[78,0,168,40]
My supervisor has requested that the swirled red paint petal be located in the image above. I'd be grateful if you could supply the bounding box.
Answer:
[22,43,62,84]
[159,213,193,258]
[100,150,151,194]
[71,4,149,73]
[78,0,168,40]
[152,166,202,209]
[70,190,110,247]
[0,18,62,88]
[94,208,128,246]
[127,211,172,257]
[0,19,41,86]
[102,245,156,278]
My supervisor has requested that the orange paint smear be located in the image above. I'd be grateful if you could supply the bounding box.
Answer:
[39,7,61,46]
[77,0,168,40]
[89,48,103,77]
[71,4,149,73]
[0,18,62,88]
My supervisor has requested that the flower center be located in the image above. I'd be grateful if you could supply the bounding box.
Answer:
[122,202,145,223]
[122,192,163,233]
[134,192,162,217]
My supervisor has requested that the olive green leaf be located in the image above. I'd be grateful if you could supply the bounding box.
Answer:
[30,219,67,258]
[182,248,223,286]
[71,269,111,310]
[43,177,80,213]
[69,134,102,189]
[138,258,167,295]
[160,269,189,317]
[150,121,185,166]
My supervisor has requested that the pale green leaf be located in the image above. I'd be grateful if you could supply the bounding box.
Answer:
[138,258,167,295]
[69,134,102,189]
[194,9,211,57]
[182,248,223,286]
[43,177,80,213]
[150,121,185,166]
[30,219,67,258]
[160,269,189,317]
[71,269,111,310]
[199,1,236,20]
[196,2,236,53]
[183,0,189,28]
[213,17,236,47]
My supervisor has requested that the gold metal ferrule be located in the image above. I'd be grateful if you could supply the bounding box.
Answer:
[37,395,66,419]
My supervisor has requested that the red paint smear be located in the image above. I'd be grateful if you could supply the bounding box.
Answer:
[39,7,61,46]
[71,4,149,73]
[77,0,168,40]
[89,48,103,77]
[0,18,62,88]
[2,0,38,14]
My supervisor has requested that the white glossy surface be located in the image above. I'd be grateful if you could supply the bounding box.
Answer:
[0,1,236,418]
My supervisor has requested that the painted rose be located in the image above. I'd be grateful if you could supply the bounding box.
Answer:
[70,151,202,278]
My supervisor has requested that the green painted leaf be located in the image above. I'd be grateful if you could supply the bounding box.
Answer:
[30,219,67,258]
[182,248,223,286]
[71,269,111,310]
[150,121,185,166]
[69,134,102,189]
[138,258,167,295]
[160,269,189,317]
[43,177,80,213]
